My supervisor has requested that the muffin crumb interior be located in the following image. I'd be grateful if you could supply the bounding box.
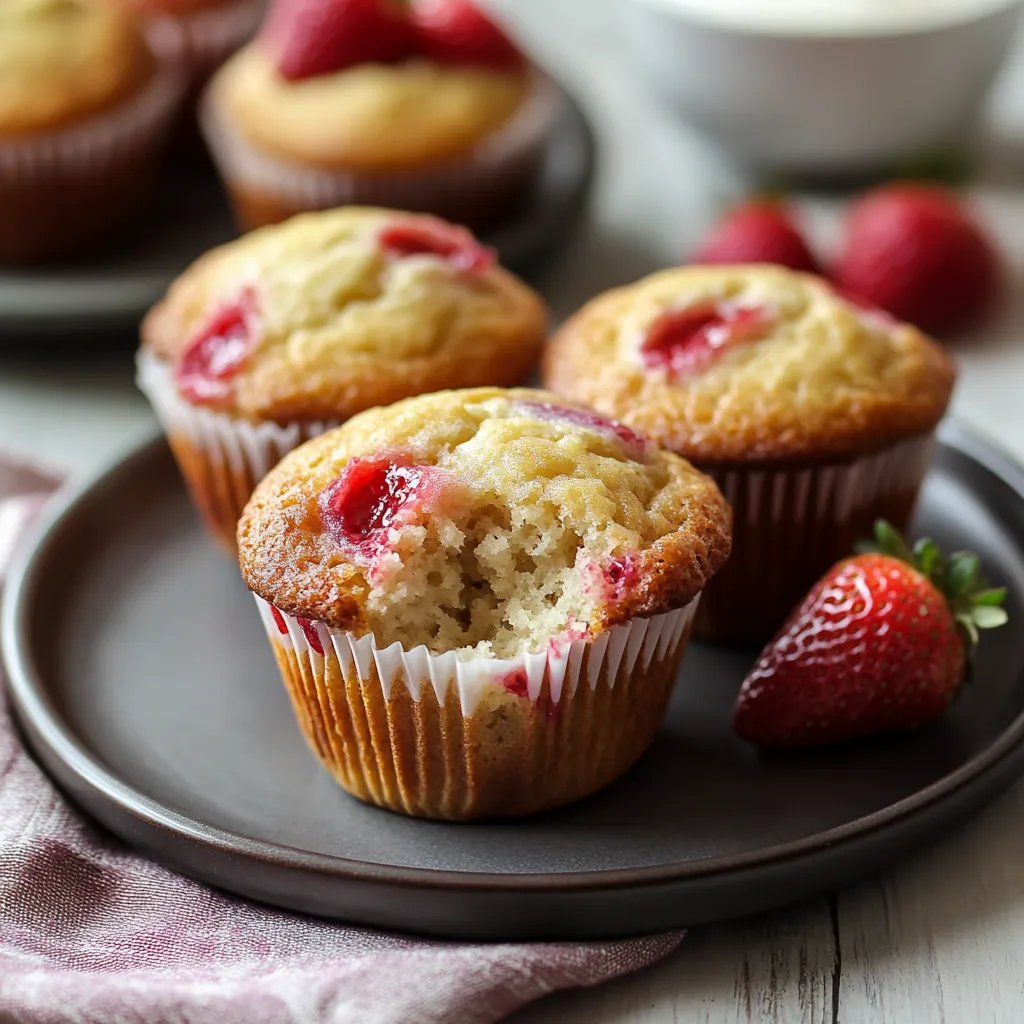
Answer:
[239,388,732,658]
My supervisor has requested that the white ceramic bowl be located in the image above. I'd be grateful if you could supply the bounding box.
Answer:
[624,0,1024,172]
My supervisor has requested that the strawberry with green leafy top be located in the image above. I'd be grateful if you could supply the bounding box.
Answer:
[733,520,1008,750]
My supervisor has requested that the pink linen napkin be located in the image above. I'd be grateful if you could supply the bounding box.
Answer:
[0,454,682,1024]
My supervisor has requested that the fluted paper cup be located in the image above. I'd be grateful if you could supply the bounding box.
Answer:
[200,71,561,232]
[255,595,700,820]
[696,435,937,645]
[137,351,338,553]
[0,62,185,264]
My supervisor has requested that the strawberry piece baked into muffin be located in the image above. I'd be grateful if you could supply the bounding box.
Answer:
[137,206,547,552]
[543,264,957,644]
[238,387,731,819]
[200,0,559,231]
[0,0,184,263]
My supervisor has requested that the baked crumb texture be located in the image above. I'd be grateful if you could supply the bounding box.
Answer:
[239,387,731,818]
[542,263,956,465]
[543,264,956,643]
[141,207,548,423]
[238,387,732,658]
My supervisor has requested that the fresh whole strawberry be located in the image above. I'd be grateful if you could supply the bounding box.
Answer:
[263,0,415,81]
[410,0,524,70]
[733,521,1008,750]
[691,201,822,274]
[834,184,1002,335]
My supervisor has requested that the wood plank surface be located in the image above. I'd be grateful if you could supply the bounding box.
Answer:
[509,902,837,1023]
[512,783,1024,1022]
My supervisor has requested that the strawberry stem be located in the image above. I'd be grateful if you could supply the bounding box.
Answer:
[858,519,1009,650]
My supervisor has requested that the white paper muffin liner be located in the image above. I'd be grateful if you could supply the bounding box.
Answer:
[697,434,937,643]
[255,595,699,818]
[199,69,562,231]
[0,62,186,262]
[137,351,338,550]
[258,596,698,718]
[145,0,264,85]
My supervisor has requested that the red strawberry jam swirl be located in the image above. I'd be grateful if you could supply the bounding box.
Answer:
[378,217,496,274]
[515,400,649,461]
[640,302,770,378]
[319,455,451,560]
[175,288,258,406]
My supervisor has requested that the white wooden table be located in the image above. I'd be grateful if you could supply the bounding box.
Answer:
[4,2,1024,1020]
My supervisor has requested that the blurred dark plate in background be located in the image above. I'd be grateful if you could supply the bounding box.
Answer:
[0,85,595,340]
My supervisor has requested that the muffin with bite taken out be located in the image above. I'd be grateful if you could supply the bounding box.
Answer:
[542,264,957,644]
[238,386,732,820]
[200,0,560,231]
[137,205,548,552]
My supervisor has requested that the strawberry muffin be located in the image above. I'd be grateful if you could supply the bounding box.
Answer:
[138,206,548,552]
[200,0,559,231]
[238,387,732,819]
[543,264,957,644]
[0,0,184,263]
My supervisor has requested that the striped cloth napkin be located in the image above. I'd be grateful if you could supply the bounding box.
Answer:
[0,453,681,1023]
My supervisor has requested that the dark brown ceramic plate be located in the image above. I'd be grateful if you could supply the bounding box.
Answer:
[0,84,595,336]
[5,422,1024,940]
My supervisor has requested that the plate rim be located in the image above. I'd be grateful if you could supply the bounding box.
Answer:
[5,419,1024,896]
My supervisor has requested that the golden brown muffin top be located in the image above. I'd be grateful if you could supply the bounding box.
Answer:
[0,0,154,135]
[238,387,732,657]
[141,206,548,423]
[543,264,957,466]
[206,42,529,170]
